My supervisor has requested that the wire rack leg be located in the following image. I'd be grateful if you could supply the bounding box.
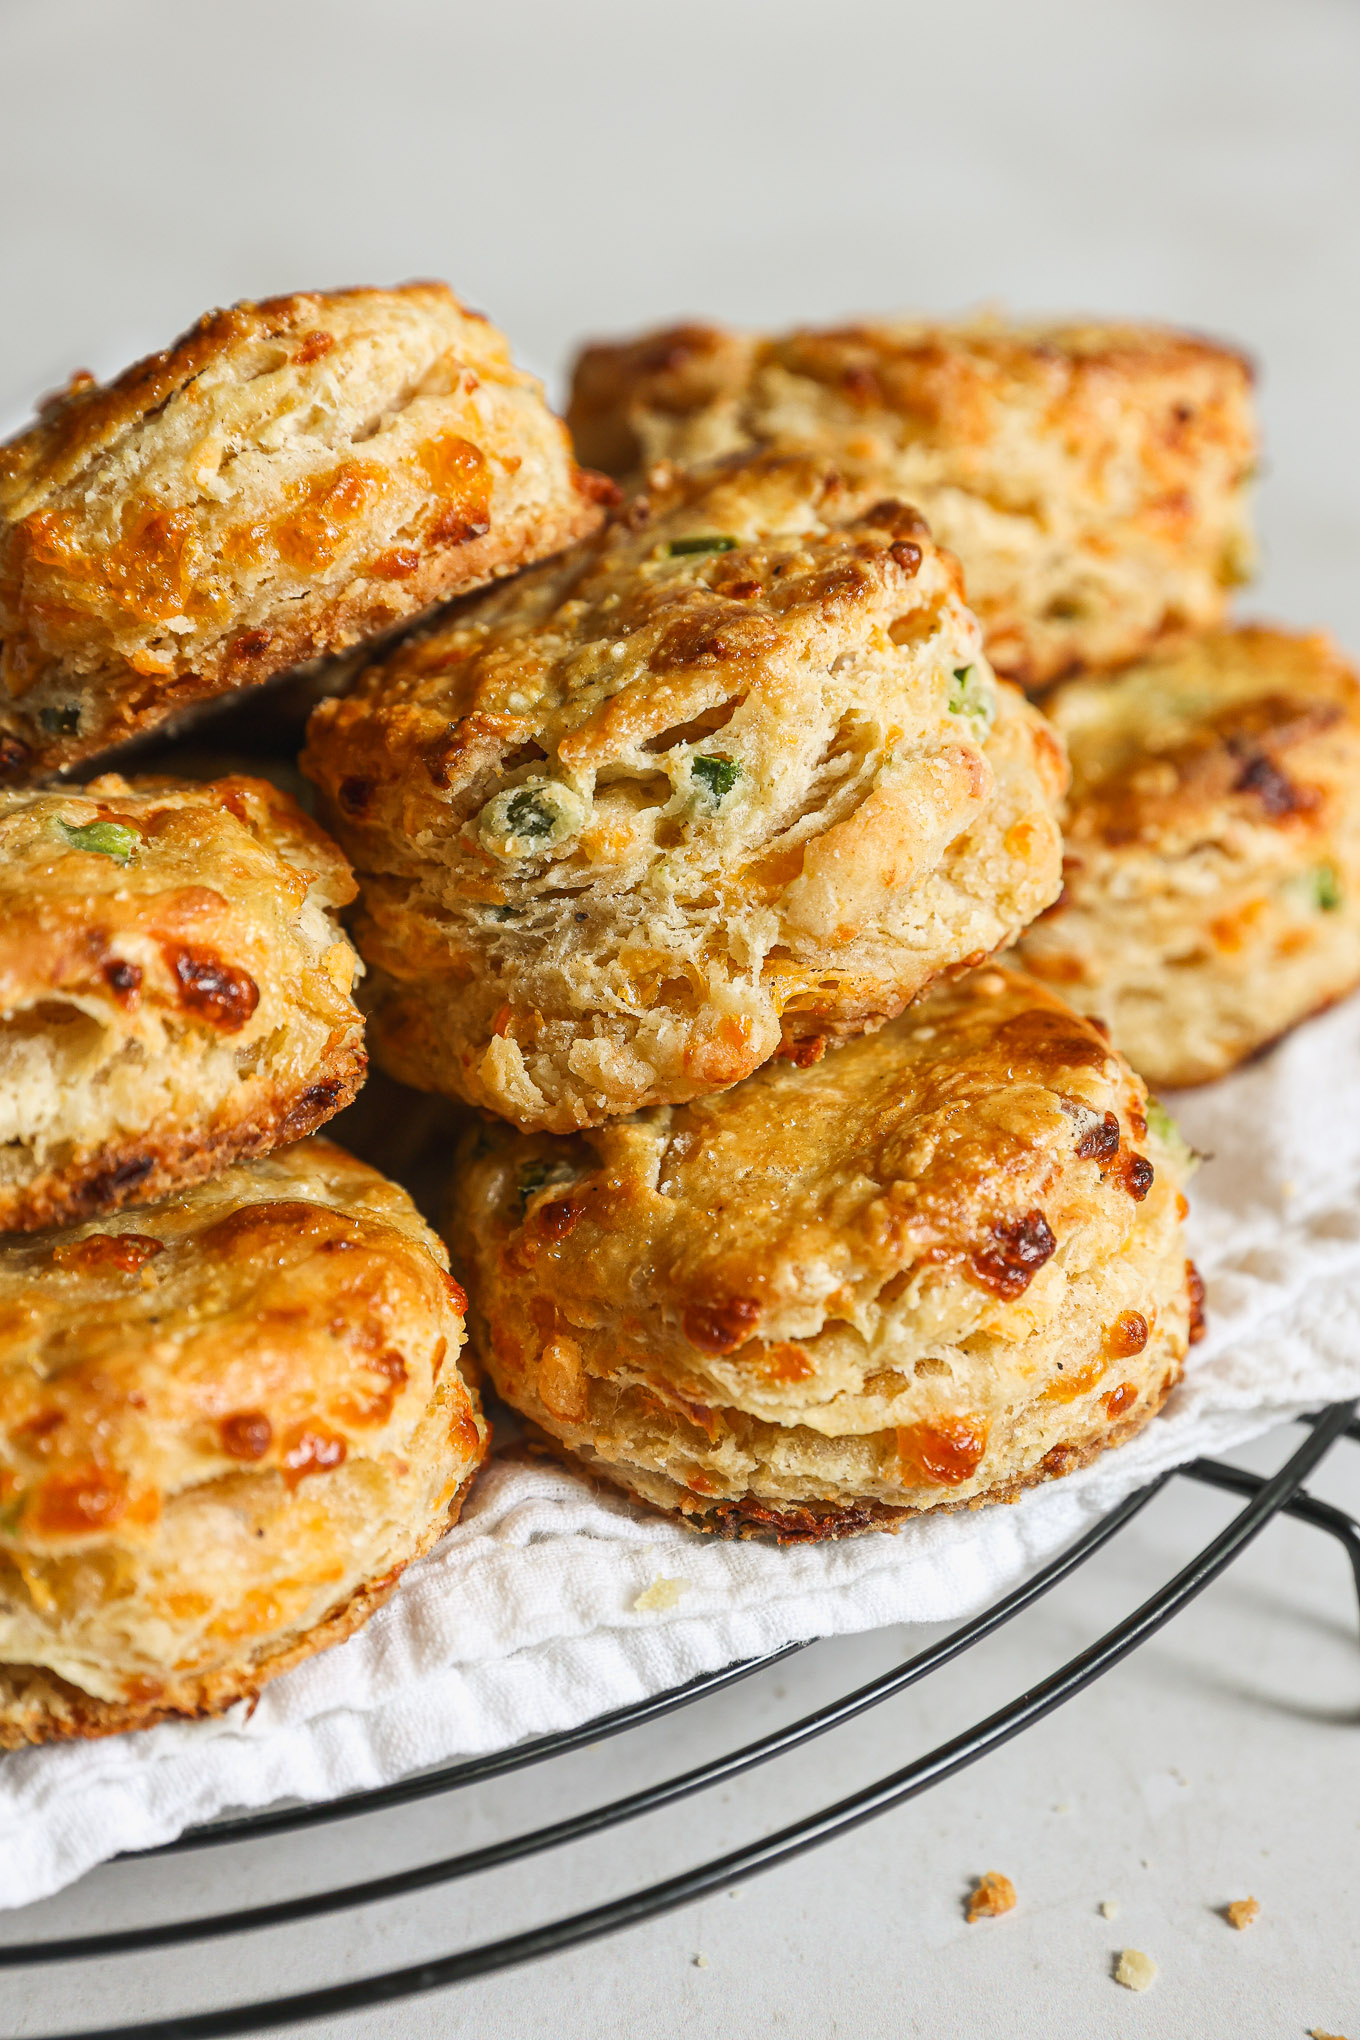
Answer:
[1183,1455,1360,1633]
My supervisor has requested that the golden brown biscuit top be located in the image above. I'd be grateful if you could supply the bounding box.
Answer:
[0,772,355,1016]
[0,1141,467,1551]
[459,969,1155,1346]
[1046,625,1360,847]
[0,282,605,774]
[568,314,1255,489]
[767,315,1252,412]
[0,283,526,518]
[305,452,985,864]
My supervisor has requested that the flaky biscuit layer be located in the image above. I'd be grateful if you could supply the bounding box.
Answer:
[450,969,1196,1537]
[0,1139,487,1740]
[0,283,607,779]
[305,454,1066,1130]
[1017,626,1360,1086]
[0,773,365,1229]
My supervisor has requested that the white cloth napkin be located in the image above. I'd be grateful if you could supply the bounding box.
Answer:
[4,994,1360,1912]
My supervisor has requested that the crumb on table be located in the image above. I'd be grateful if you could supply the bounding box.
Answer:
[1225,1896,1259,1930]
[965,1871,1017,1922]
[1099,1898,1119,1920]
[1114,1948,1158,1991]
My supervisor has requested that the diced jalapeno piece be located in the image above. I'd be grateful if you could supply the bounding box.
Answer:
[667,534,739,557]
[692,754,741,803]
[1314,862,1342,911]
[505,791,554,837]
[948,664,994,723]
[476,781,588,862]
[53,817,141,863]
[1146,1098,1196,1171]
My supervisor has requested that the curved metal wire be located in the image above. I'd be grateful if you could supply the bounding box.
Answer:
[8,1403,1356,2040]
[5,1468,1170,1965]
[1181,1455,1360,1626]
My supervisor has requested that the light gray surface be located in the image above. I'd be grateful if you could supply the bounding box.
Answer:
[1,1,1357,2033]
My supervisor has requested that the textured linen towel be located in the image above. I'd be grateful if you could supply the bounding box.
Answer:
[3,993,1360,1910]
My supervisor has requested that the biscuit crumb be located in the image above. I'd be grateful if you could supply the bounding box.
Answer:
[1224,1896,1259,1930]
[965,1871,1017,1921]
[1308,2029,1348,2039]
[1099,1899,1119,1920]
[633,1577,690,1613]
[693,1953,708,1969]
[1114,1948,1157,1991]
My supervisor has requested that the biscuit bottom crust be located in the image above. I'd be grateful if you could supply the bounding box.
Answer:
[5,1040,367,1233]
[524,1361,1180,1543]
[0,1470,477,1748]
[483,1294,1186,1544]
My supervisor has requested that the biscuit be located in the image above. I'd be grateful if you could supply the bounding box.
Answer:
[449,968,1196,1538]
[0,773,365,1230]
[0,1138,487,1743]
[567,316,1257,689]
[304,454,1066,1132]
[1015,626,1360,1087]
[0,283,609,780]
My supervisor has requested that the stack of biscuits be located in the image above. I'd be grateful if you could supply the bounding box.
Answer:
[0,283,606,1742]
[1,284,1346,1747]
[305,323,1219,1544]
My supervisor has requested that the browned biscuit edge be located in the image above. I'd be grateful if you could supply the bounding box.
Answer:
[0,1039,368,1233]
[515,1356,1184,1545]
[0,1464,479,1747]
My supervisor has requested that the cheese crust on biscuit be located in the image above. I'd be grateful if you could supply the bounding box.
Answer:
[0,1139,487,1743]
[305,453,1066,1131]
[0,773,365,1229]
[1017,626,1360,1086]
[450,968,1196,1539]
[0,283,608,779]
[568,316,1256,690]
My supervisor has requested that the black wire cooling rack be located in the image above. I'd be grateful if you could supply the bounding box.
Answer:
[5,1400,1358,2040]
